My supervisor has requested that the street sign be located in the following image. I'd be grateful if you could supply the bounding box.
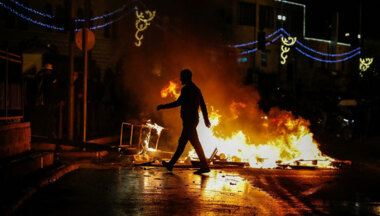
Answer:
[75,28,95,51]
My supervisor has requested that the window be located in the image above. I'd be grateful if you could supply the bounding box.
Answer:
[259,5,274,29]
[238,2,255,26]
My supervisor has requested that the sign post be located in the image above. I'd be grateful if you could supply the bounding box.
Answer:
[75,26,95,143]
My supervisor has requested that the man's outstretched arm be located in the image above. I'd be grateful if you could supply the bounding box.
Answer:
[200,93,211,128]
[157,94,182,110]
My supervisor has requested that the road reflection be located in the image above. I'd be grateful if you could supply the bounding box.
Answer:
[16,167,284,216]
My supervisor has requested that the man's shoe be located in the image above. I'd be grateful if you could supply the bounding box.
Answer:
[193,168,210,174]
[162,161,173,171]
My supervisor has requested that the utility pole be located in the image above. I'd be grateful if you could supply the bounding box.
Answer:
[82,0,90,143]
[68,0,75,141]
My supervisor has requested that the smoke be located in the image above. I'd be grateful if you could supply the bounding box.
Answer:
[112,0,291,150]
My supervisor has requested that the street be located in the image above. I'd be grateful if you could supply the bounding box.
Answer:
[14,161,380,216]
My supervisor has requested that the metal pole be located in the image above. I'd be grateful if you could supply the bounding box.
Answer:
[155,133,161,150]
[5,46,8,120]
[68,0,75,140]
[138,126,143,149]
[59,101,63,139]
[120,123,124,146]
[359,0,362,46]
[82,0,89,143]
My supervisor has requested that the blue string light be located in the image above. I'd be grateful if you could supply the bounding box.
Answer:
[1,0,134,31]
[280,28,361,57]
[241,48,258,55]
[8,0,53,18]
[296,40,360,57]
[295,47,361,63]
[234,28,281,48]
[240,33,283,55]
[76,11,130,31]
[6,0,131,24]
[0,1,64,30]
[75,3,128,22]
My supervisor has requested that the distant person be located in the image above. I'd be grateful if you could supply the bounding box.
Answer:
[36,63,59,138]
[157,69,211,174]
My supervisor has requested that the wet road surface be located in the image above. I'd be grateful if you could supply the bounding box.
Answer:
[15,167,283,216]
[15,164,380,216]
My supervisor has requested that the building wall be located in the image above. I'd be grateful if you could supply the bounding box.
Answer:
[0,0,125,76]
[225,0,354,95]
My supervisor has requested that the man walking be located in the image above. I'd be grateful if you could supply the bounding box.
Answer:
[157,69,211,174]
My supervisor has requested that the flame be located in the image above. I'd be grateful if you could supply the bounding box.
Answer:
[140,120,165,154]
[160,81,335,169]
[161,81,181,98]
[146,120,164,135]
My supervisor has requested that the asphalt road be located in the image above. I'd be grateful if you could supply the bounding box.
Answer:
[15,163,380,216]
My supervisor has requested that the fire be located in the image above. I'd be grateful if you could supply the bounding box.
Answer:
[140,120,165,154]
[161,81,181,98]
[160,81,335,169]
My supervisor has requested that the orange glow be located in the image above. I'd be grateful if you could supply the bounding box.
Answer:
[160,81,335,169]
[160,81,181,99]
[229,101,247,120]
[141,120,165,153]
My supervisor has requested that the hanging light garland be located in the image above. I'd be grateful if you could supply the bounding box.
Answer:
[280,36,297,64]
[134,10,156,47]
[0,0,134,31]
[0,1,64,30]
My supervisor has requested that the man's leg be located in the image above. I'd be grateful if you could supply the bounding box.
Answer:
[189,127,209,171]
[163,128,189,170]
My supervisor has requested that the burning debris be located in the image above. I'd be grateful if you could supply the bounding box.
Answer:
[160,81,351,169]
[119,120,164,155]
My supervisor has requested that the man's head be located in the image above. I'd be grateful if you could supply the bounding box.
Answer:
[43,63,53,74]
[180,69,192,85]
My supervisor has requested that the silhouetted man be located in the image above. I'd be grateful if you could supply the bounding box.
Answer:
[157,69,211,174]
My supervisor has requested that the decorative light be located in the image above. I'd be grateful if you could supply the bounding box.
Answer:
[295,47,361,63]
[7,0,129,23]
[281,28,358,57]
[345,32,350,37]
[75,3,128,22]
[280,36,297,64]
[357,34,361,39]
[296,40,360,57]
[234,28,281,48]
[2,0,133,31]
[359,58,373,72]
[135,10,156,47]
[75,10,131,31]
[277,15,286,21]
[240,33,282,55]
[0,1,64,30]
[8,0,53,18]
[238,57,248,63]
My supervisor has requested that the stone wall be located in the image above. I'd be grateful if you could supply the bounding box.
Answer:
[0,122,31,160]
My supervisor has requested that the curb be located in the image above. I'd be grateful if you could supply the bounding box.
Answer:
[4,163,80,216]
